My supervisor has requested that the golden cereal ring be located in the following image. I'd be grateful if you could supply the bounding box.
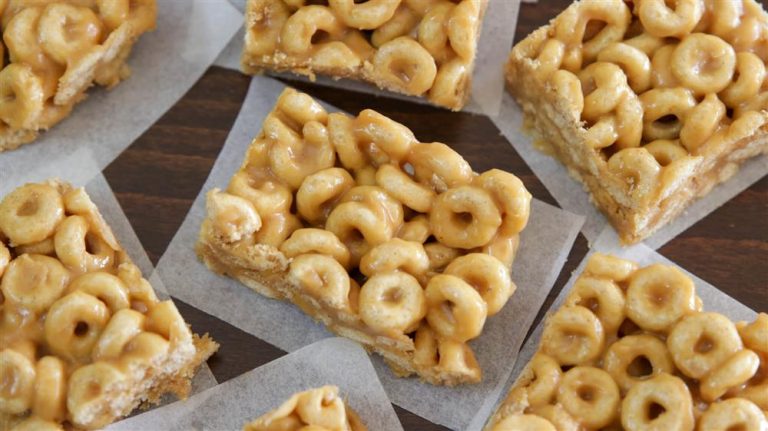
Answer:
[45,291,110,362]
[373,37,437,95]
[650,44,679,88]
[524,353,562,407]
[228,169,293,215]
[0,242,8,277]
[32,356,67,422]
[730,15,765,58]
[297,168,355,225]
[418,2,454,63]
[359,271,426,334]
[413,323,438,367]
[276,88,329,125]
[565,276,625,334]
[475,169,531,236]
[0,183,64,247]
[371,5,419,47]
[603,334,675,392]
[38,3,102,64]
[245,0,290,56]
[529,405,579,431]
[720,52,766,107]
[597,42,652,93]
[328,113,367,170]
[542,305,604,365]
[376,164,435,213]
[397,215,430,243]
[280,229,351,269]
[636,0,704,38]
[267,119,336,190]
[0,64,44,130]
[1,254,69,313]
[480,233,519,269]
[296,386,347,428]
[0,349,35,414]
[67,362,128,429]
[679,93,725,153]
[437,339,481,380]
[672,33,736,94]
[430,58,469,109]
[339,185,404,227]
[290,254,350,310]
[578,62,629,122]
[444,253,513,316]
[554,0,631,68]
[145,300,192,345]
[10,417,63,431]
[557,366,620,429]
[96,0,128,31]
[584,252,638,281]
[738,313,768,355]
[354,109,416,164]
[696,0,742,37]
[120,332,170,370]
[625,31,666,56]
[698,398,767,431]
[91,308,145,361]
[54,215,115,274]
[639,87,697,141]
[620,373,694,431]
[359,238,429,279]
[61,187,119,251]
[424,242,461,272]
[492,414,556,431]
[549,69,584,120]
[326,202,394,264]
[254,212,303,248]
[701,349,760,402]
[644,139,688,166]
[425,274,487,342]
[68,272,130,313]
[667,312,743,379]
[606,149,661,201]
[329,0,400,30]
[430,186,502,249]
[536,39,566,79]
[626,264,696,332]
[206,189,262,243]
[409,142,473,192]
[280,5,344,55]
[447,0,479,61]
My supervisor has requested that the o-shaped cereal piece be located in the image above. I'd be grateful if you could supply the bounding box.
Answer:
[409,142,473,192]
[418,2,454,64]
[430,186,502,249]
[326,201,394,264]
[244,0,290,56]
[492,414,556,431]
[535,39,566,79]
[68,271,130,314]
[679,93,725,153]
[475,169,531,236]
[0,63,44,129]
[529,405,579,431]
[738,313,768,355]
[554,0,631,67]
[371,6,419,47]
[0,182,64,246]
[276,88,329,125]
[96,0,129,31]
[328,0,400,30]
[280,6,344,55]
[541,305,604,365]
[67,362,128,429]
[54,215,115,274]
[625,264,696,332]
[481,233,519,269]
[296,386,348,429]
[38,3,103,65]
[376,164,435,213]
[328,113,367,170]
[254,212,302,248]
[430,58,470,109]
[698,398,767,431]
[672,33,736,95]
[639,87,697,141]
[447,0,479,61]
[45,291,111,362]
[91,309,145,361]
[359,238,429,279]
[556,366,620,429]
[524,353,562,407]
[578,62,630,122]
[340,185,404,228]
[397,215,430,243]
[444,253,513,316]
[603,334,675,393]
[280,228,351,269]
[549,69,584,120]
[565,275,625,334]
[425,274,487,342]
[297,168,355,225]
[413,323,439,368]
[606,149,661,201]
[720,52,766,107]
[146,300,193,345]
[268,119,336,190]
[636,0,704,38]
[437,339,481,381]
[597,42,652,93]
[354,109,416,164]
[584,252,637,281]
[206,190,261,244]
[1,254,70,313]
[620,373,694,431]
[228,169,293,215]
[373,37,437,95]
[0,349,35,414]
[359,271,426,334]
[666,311,743,379]
[700,349,760,402]
[119,332,170,370]
[289,254,351,310]
[32,356,67,422]
[644,139,688,166]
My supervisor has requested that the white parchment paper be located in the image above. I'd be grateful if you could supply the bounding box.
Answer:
[214,0,520,116]
[467,226,759,431]
[155,75,585,429]
[0,0,242,187]
[492,92,768,249]
[108,338,404,431]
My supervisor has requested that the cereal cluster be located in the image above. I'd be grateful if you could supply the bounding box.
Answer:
[0,181,198,430]
[243,386,365,431]
[0,0,157,151]
[243,0,486,110]
[519,0,768,203]
[488,253,768,430]
[204,88,531,384]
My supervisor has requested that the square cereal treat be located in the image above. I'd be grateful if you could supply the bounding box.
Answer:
[0,180,218,430]
[505,0,768,243]
[485,253,768,430]
[197,88,532,385]
[241,0,487,110]
[243,386,367,431]
[0,0,157,152]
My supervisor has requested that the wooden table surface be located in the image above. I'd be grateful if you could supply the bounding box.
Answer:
[102,1,768,429]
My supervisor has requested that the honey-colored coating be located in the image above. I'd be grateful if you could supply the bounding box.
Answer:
[198,88,532,385]
[486,253,768,430]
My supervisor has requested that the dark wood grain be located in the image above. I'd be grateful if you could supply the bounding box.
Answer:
[102,1,767,429]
